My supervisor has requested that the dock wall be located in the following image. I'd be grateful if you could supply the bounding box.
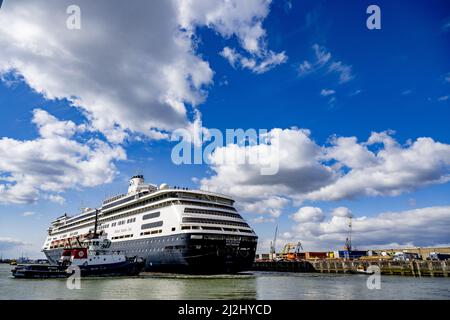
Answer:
[252,260,449,277]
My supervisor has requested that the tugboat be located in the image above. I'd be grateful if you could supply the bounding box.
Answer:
[58,235,144,277]
[12,210,144,279]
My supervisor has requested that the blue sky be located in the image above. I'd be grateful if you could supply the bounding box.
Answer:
[0,0,449,258]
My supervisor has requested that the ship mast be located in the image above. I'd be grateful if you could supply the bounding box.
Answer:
[93,208,99,237]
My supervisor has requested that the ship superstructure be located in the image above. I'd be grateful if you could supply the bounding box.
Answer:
[42,176,258,273]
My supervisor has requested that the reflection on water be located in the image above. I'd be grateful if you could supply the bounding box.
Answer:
[1,265,449,300]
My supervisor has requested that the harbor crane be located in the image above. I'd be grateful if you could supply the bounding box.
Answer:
[280,242,304,261]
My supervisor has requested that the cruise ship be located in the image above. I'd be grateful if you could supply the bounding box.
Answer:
[42,176,258,273]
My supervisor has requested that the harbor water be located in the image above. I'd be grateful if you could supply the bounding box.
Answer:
[0,264,449,300]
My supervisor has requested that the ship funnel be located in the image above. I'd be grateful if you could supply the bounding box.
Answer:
[128,175,145,193]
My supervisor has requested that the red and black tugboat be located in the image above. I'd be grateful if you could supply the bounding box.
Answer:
[12,210,144,279]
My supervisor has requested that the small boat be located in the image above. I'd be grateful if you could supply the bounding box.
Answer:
[12,264,67,279]
[12,210,144,279]
[355,264,375,274]
[59,236,144,277]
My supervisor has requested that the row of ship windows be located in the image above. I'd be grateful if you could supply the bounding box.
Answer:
[50,227,253,248]
[50,199,171,234]
[184,208,242,219]
[180,226,253,234]
[103,193,176,214]
[140,230,163,236]
[182,217,250,228]
[112,234,134,240]
[51,201,238,236]
[126,246,183,253]
[103,198,236,222]
[102,194,138,210]
[113,236,184,247]
[99,217,137,230]
[143,212,160,220]
[103,191,233,211]
[65,211,96,224]
[141,221,163,230]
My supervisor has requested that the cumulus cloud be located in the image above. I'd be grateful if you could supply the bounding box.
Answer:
[241,196,290,218]
[290,206,324,223]
[200,128,336,213]
[285,206,450,251]
[0,237,27,251]
[0,0,283,144]
[307,132,450,201]
[179,0,287,73]
[331,207,352,218]
[251,216,275,224]
[0,109,126,204]
[200,128,450,213]
[297,44,353,84]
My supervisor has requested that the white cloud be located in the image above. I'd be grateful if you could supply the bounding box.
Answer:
[251,216,275,224]
[328,61,353,83]
[21,211,35,217]
[32,109,85,139]
[0,109,126,204]
[331,207,352,218]
[287,206,450,251]
[0,0,283,144]
[220,46,287,74]
[242,196,290,218]
[298,60,313,75]
[200,128,336,214]
[0,237,27,251]
[179,0,287,73]
[179,0,287,74]
[437,95,449,102]
[297,44,353,84]
[307,132,450,201]
[290,206,324,223]
[320,89,335,96]
[178,0,271,54]
[349,89,362,96]
[46,194,66,205]
[313,44,332,67]
[200,128,450,213]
